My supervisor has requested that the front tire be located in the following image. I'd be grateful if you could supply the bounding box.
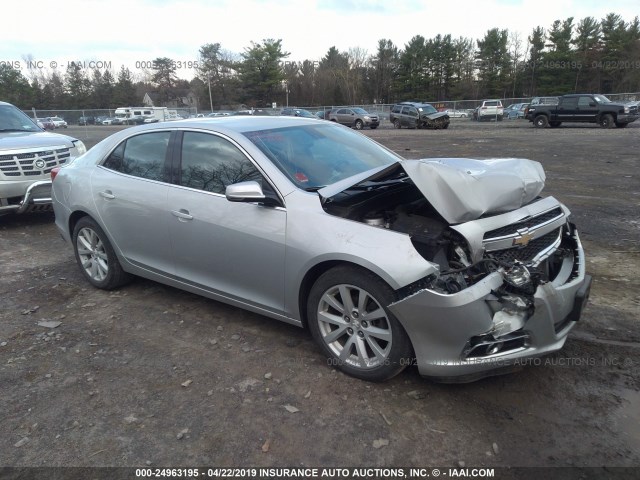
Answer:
[354,119,363,130]
[534,115,548,128]
[307,266,413,382]
[615,122,628,128]
[393,119,401,129]
[600,114,614,129]
[72,217,131,290]
[549,121,562,128]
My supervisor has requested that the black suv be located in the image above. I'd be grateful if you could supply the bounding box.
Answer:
[390,102,450,129]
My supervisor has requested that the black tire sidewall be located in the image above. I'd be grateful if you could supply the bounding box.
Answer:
[535,116,548,128]
[307,266,413,382]
[601,114,614,128]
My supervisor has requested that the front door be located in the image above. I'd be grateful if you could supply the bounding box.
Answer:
[167,131,287,314]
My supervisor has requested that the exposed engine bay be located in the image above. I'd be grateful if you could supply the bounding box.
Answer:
[321,159,582,359]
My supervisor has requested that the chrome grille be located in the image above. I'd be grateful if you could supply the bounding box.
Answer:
[484,207,563,240]
[0,147,70,178]
[488,229,562,265]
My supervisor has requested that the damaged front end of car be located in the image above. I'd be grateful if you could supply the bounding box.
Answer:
[319,158,591,382]
[419,112,450,129]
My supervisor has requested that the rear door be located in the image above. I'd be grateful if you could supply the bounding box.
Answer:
[335,108,349,125]
[91,130,175,275]
[557,96,578,121]
[166,130,287,314]
[402,106,418,127]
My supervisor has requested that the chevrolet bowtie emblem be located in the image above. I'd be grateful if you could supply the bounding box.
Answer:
[513,233,533,247]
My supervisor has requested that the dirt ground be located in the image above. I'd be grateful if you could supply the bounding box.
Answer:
[1,119,639,470]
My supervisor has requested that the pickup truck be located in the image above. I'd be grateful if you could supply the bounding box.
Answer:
[526,94,639,128]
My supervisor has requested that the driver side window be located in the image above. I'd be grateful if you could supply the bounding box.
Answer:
[179,132,264,195]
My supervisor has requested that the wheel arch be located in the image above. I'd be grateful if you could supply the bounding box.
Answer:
[68,209,93,237]
[68,210,126,265]
[297,259,393,329]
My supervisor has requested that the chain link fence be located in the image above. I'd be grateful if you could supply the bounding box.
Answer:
[22,92,639,125]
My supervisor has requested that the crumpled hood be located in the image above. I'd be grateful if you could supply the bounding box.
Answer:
[402,158,545,224]
[0,131,76,151]
[319,158,546,225]
[423,111,449,120]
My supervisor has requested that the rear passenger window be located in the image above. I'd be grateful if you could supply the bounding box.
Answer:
[102,132,170,182]
[180,132,263,195]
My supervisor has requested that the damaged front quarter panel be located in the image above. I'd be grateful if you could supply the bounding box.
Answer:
[388,223,590,382]
[318,157,590,382]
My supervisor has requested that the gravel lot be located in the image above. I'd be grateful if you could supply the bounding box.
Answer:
[1,119,639,470]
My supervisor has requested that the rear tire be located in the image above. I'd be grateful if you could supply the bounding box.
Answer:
[72,216,131,290]
[534,115,548,128]
[307,266,413,382]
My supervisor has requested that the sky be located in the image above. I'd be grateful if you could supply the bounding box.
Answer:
[2,0,639,81]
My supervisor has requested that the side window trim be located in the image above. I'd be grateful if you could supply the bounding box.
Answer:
[99,130,175,184]
[172,128,285,208]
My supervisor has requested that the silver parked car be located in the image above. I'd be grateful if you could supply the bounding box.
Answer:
[52,117,591,382]
[1,101,86,215]
[329,107,380,129]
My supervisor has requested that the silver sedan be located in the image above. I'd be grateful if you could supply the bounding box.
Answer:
[52,117,591,382]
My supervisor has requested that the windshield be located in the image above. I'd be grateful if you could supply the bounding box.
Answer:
[244,123,400,189]
[0,105,42,132]
[593,94,611,103]
[418,105,437,114]
[295,109,315,118]
[352,108,368,114]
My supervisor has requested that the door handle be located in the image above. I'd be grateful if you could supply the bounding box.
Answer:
[171,209,193,221]
[99,190,115,199]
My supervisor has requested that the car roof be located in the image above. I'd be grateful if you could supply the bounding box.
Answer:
[397,102,433,107]
[120,116,324,134]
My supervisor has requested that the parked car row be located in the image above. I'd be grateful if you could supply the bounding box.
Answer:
[36,116,67,129]
[279,106,380,130]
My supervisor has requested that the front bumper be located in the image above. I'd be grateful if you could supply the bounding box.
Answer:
[616,113,639,123]
[389,229,590,382]
[0,180,53,214]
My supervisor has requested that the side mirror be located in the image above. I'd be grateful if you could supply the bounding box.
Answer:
[589,102,596,107]
[225,181,265,203]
